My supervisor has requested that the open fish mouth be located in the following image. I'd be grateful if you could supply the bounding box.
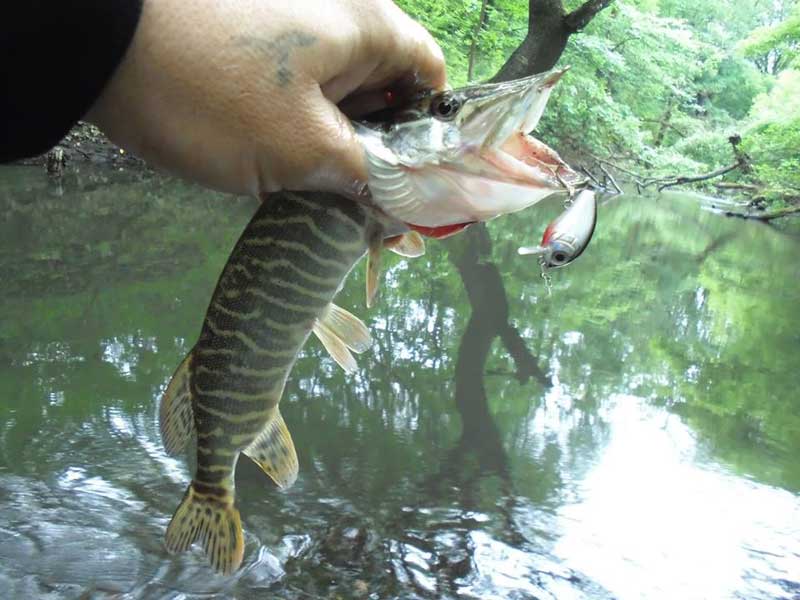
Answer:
[357,69,587,231]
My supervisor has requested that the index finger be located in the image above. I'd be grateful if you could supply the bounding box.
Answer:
[402,16,447,90]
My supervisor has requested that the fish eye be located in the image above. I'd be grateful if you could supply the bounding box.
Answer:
[551,250,570,265]
[430,93,461,121]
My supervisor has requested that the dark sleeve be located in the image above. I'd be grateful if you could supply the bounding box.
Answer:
[1,1,143,162]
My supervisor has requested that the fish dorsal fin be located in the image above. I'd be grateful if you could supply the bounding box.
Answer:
[159,351,196,456]
[384,231,426,257]
[243,409,298,489]
[366,240,382,308]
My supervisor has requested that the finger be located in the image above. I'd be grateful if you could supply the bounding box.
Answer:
[321,57,379,105]
[298,88,370,198]
[404,22,447,90]
[381,7,447,91]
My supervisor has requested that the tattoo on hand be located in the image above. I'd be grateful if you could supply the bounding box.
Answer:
[235,31,318,86]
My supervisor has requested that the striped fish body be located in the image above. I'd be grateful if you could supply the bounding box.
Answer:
[159,191,397,573]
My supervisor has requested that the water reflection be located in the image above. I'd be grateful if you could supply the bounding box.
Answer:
[555,396,800,600]
[0,166,799,598]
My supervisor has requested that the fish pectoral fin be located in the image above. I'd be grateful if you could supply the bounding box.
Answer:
[165,482,244,575]
[243,410,298,489]
[366,240,382,309]
[159,351,196,456]
[384,231,426,258]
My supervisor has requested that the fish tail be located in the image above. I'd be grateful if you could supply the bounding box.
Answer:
[165,482,244,575]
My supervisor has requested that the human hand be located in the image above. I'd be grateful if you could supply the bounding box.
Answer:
[86,0,446,199]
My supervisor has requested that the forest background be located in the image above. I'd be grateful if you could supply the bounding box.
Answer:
[395,0,800,207]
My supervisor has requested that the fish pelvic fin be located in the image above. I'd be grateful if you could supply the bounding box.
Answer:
[313,319,357,373]
[312,302,372,373]
[384,231,426,258]
[165,482,244,575]
[366,239,382,309]
[321,303,372,353]
[243,409,298,489]
[159,351,196,455]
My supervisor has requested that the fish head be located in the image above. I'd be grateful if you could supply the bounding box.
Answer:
[357,69,586,234]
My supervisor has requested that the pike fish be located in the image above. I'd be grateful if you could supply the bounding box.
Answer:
[160,193,408,574]
[159,71,582,574]
[518,188,597,268]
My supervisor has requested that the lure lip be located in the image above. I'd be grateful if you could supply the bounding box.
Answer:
[517,244,548,257]
[357,68,587,231]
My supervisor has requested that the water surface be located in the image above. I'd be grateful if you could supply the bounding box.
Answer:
[1,166,799,599]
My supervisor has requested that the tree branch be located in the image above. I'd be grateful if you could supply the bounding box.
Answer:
[499,324,549,385]
[655,163,740,192]
[723,205,800,221]
[564,0,615,33]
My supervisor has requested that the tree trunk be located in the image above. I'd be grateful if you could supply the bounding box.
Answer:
[467,0,490,82]
[654,96,675,147]
[448,0,617,387]
[491,0,615,81]
[490,0,567,82]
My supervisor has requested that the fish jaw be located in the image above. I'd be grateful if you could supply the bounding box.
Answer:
[358,68,586,230]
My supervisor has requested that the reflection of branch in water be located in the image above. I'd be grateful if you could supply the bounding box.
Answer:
[695,232,735,266]
[382,224,553,594]
[447,224,549,388]
[447,224,548,531]
[414,224,550,533]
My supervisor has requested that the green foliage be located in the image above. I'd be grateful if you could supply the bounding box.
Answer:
[742,69,800,196]
[395,0,531,86]
[741,1,800,70]
[700,57,768,120]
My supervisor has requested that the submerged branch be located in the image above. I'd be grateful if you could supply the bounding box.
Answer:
[714,182,763,192]
[723,205,800,221]
[654,162,741,192]
[651,136,752,191]
[597,162,622,194]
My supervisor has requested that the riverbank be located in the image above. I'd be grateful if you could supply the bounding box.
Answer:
[15,122,147,172]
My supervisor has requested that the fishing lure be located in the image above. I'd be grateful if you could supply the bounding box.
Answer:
[518,188,597,268]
